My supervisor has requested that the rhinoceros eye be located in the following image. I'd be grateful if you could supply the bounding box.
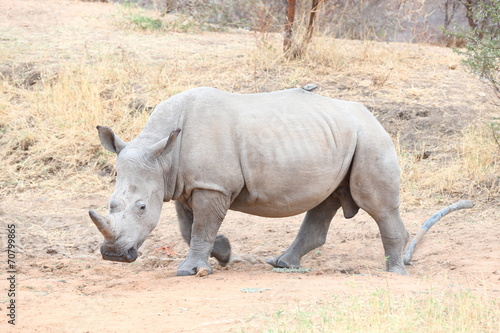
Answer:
[136,200,146,212]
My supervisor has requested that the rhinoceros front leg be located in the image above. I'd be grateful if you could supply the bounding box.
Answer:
[176,190,230,276]
[175,201,232,267]
[268,194,341,268]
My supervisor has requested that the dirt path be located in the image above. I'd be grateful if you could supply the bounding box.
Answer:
[1,193,499,332]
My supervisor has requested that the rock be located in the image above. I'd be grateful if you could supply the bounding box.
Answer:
[302,84,318,91]
[195,267,209,277]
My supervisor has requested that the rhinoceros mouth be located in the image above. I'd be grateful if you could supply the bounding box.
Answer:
[101,247,138,263]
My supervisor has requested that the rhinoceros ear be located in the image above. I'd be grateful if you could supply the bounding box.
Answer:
[96,126,127,155]
[148,128,181,158]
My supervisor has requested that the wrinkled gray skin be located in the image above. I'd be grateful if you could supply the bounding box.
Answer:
[89,87,409,276]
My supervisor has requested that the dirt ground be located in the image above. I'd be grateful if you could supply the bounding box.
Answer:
[1,192,499,332]
[0,1,499,332]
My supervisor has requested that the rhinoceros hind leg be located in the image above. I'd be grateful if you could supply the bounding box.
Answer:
[267,194,341,269]
[372,211,409,275]
[349,140,409,275]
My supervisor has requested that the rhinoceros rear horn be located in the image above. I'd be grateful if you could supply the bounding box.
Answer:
[89,210,115,240]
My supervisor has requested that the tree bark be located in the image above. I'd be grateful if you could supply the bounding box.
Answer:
[284,0,323,59]
[464,0,478,29]
[303,0,321,47]
[283,0,296,54]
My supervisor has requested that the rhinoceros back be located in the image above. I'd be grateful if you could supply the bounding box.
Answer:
[148,88,385,217]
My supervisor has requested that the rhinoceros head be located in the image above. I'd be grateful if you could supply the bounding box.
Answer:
[89,126,180,262]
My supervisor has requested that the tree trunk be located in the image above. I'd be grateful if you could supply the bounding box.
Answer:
[464,0,478,29]
[283,0,296,54]
[464,0,485,39]
[303,0,321,47]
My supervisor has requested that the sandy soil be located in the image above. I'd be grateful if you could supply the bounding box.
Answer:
[0,1,499,332]
[1,192,499,332]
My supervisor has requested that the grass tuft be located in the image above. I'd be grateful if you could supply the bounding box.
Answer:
[115,4,201,33]
[129,13,163,31]
[261,288,500,332]
[398,121,500,207]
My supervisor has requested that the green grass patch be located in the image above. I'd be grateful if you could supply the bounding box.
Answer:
[241,288,271,293]
[128,13,163,31]
[272,267,312,274]
[116,3,201,33]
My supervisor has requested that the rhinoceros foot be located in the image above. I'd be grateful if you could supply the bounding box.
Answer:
[386,261,408,275]
[177,258,213,276]
[211,235,231,267]
[266,254,300,269]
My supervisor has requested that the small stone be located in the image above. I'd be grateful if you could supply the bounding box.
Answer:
[302,84,318,91]
[46,248,58,255]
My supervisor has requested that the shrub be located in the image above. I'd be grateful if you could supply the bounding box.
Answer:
[128,12,163,30]
[447,0,500,98]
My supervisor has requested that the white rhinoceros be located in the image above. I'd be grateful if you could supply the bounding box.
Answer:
[89,87,409,276]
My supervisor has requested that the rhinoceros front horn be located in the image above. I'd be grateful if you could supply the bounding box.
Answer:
[89,210,115,240]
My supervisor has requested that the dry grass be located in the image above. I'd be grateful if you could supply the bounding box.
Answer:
[0,59,151,193]
[115,2,203,33]
[0,1,498,212]
[258,284,500,332]
[397,122,500,208]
